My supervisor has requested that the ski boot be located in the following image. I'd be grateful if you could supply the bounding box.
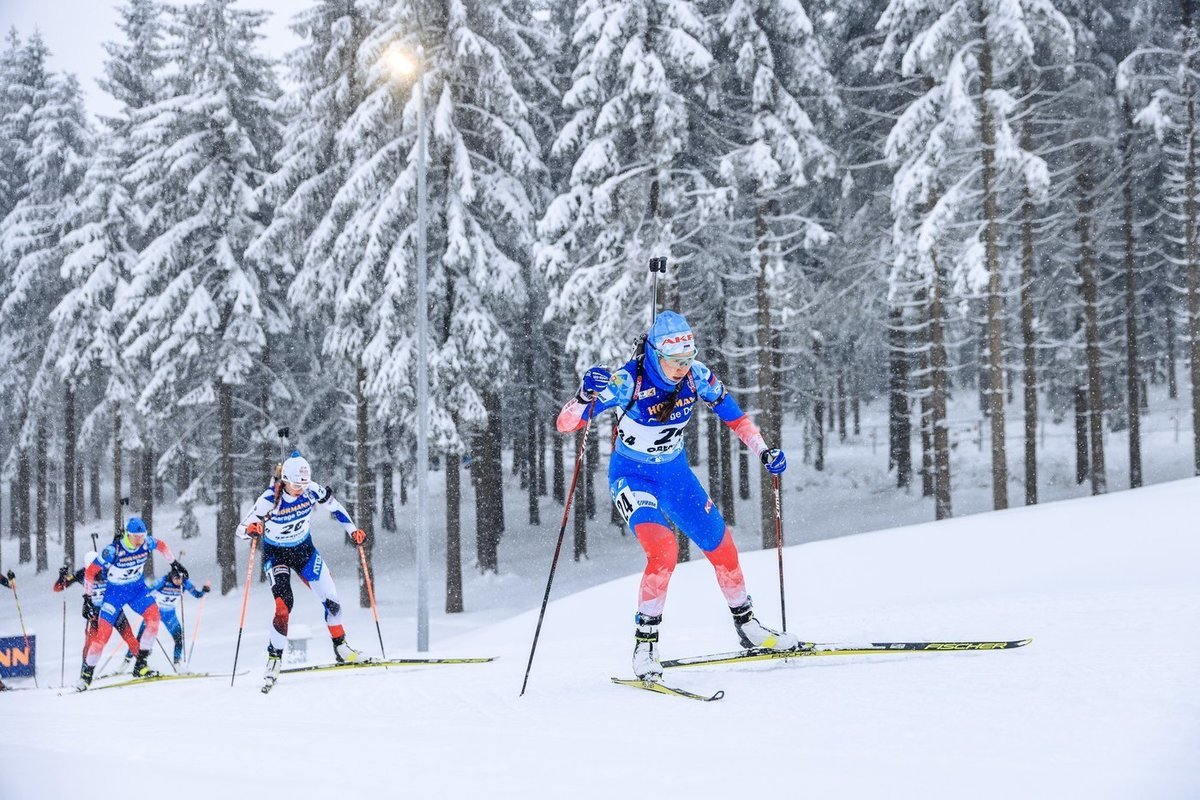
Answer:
[262,646,283,694]
[76,664,95,692]
[632,613,663,681]
[730,599,800,651]
[333,637,365,664]
[131,649,159,679]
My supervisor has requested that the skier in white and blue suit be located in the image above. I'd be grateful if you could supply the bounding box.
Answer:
[236,452,368,688]
[557,311,795,680]
[127,567,209,666]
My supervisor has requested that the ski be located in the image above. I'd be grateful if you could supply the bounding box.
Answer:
[663,638,1032,669]
[611,677,725,702]
[281,656,496,674]
[76,671,245,693]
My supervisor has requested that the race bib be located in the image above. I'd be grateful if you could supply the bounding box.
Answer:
[615,416,686,458]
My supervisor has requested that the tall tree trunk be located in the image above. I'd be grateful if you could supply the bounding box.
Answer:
[978,23,1009,510]
[129,447,143,512]
[112,415,123,538]
[573,428,587,561]
[1121,101,1144,489]
[1166,298,1178,399]
[36,422,47,572]
[585,432,598,520]
[381,461,396,531]
[475,390,504,573]
[1020,77,1040,506]
[90,458,101,519]
[736,361,751,501]
[1076,170,1108,494]
[676,522,690,563]
[64,385,76,568]
[755,203,782,548]
[550,343,565,504]
[1185,2,1200,474]
[18,449,31,563]
[527,339,539,525]
[918,337,934,498]
[1074,383,1090,485]
[218,383,236,593]
[836,368,847,442]
[355,365,374,608]
[446,451,463,613]
[75,454,84,525]
[142,446,155,580]
[706,414,719,500]
[930,252,954,519]
[720,423,736,526]
[813,334,826,473]
[888,306,912,487]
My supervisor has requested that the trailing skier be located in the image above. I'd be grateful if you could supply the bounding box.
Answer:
[76,518,188,690]
[557,311,792,680]
[54,557,142,665]
[235,452,369,691]
[124,567,210,668]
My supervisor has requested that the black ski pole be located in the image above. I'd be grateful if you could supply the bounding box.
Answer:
[61,598,67,688]
[648,256,666,325]
[520,400,595,696]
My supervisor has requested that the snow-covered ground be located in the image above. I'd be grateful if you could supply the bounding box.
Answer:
[3,464,1198,799]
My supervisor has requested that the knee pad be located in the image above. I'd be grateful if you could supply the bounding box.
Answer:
[270,566,294,610]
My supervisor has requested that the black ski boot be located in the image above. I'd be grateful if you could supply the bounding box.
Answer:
[131,649,158,679]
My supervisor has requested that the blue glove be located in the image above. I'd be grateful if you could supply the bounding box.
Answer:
[761,448,787,475]
[579,366,611,399]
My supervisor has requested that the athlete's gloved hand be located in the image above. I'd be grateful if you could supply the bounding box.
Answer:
[202,581,211,594]
[760,447,787,475]
[578,366,611,400]
[349,529,367,545]
[170,560,188,581]
[242,521,264,540]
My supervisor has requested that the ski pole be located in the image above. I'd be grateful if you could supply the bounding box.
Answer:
[520,400,595,697]
[61,599,67,688]
[187,592,206,667]
[10,580,38,688]
[177,550,186,669]
[230,536,258,686]
[356,540,387,659]
[155,634,178,674]
[773,475,787,632]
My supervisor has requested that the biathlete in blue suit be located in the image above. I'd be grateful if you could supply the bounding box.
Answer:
[557,311,794,680]
[77,517,187,690]
[126,568,210,667]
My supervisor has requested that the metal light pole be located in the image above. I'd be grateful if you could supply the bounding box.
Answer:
[414,44,430,652]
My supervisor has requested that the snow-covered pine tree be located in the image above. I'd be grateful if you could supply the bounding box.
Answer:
[1119,0,1200,476]
[252,0,377,604]
[876,0,1074,510]
[539,0,722,367]
[119,0,280,592]
[76,0,171,538]
[0,34,91,571]
[714,0,838,544]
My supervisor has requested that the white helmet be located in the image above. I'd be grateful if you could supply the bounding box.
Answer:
[281,453,311,487]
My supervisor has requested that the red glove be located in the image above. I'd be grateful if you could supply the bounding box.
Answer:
[350,529,367,545]
[245,521,264,538]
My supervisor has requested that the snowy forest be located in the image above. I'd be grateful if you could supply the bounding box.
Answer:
[1,0,1198,602]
